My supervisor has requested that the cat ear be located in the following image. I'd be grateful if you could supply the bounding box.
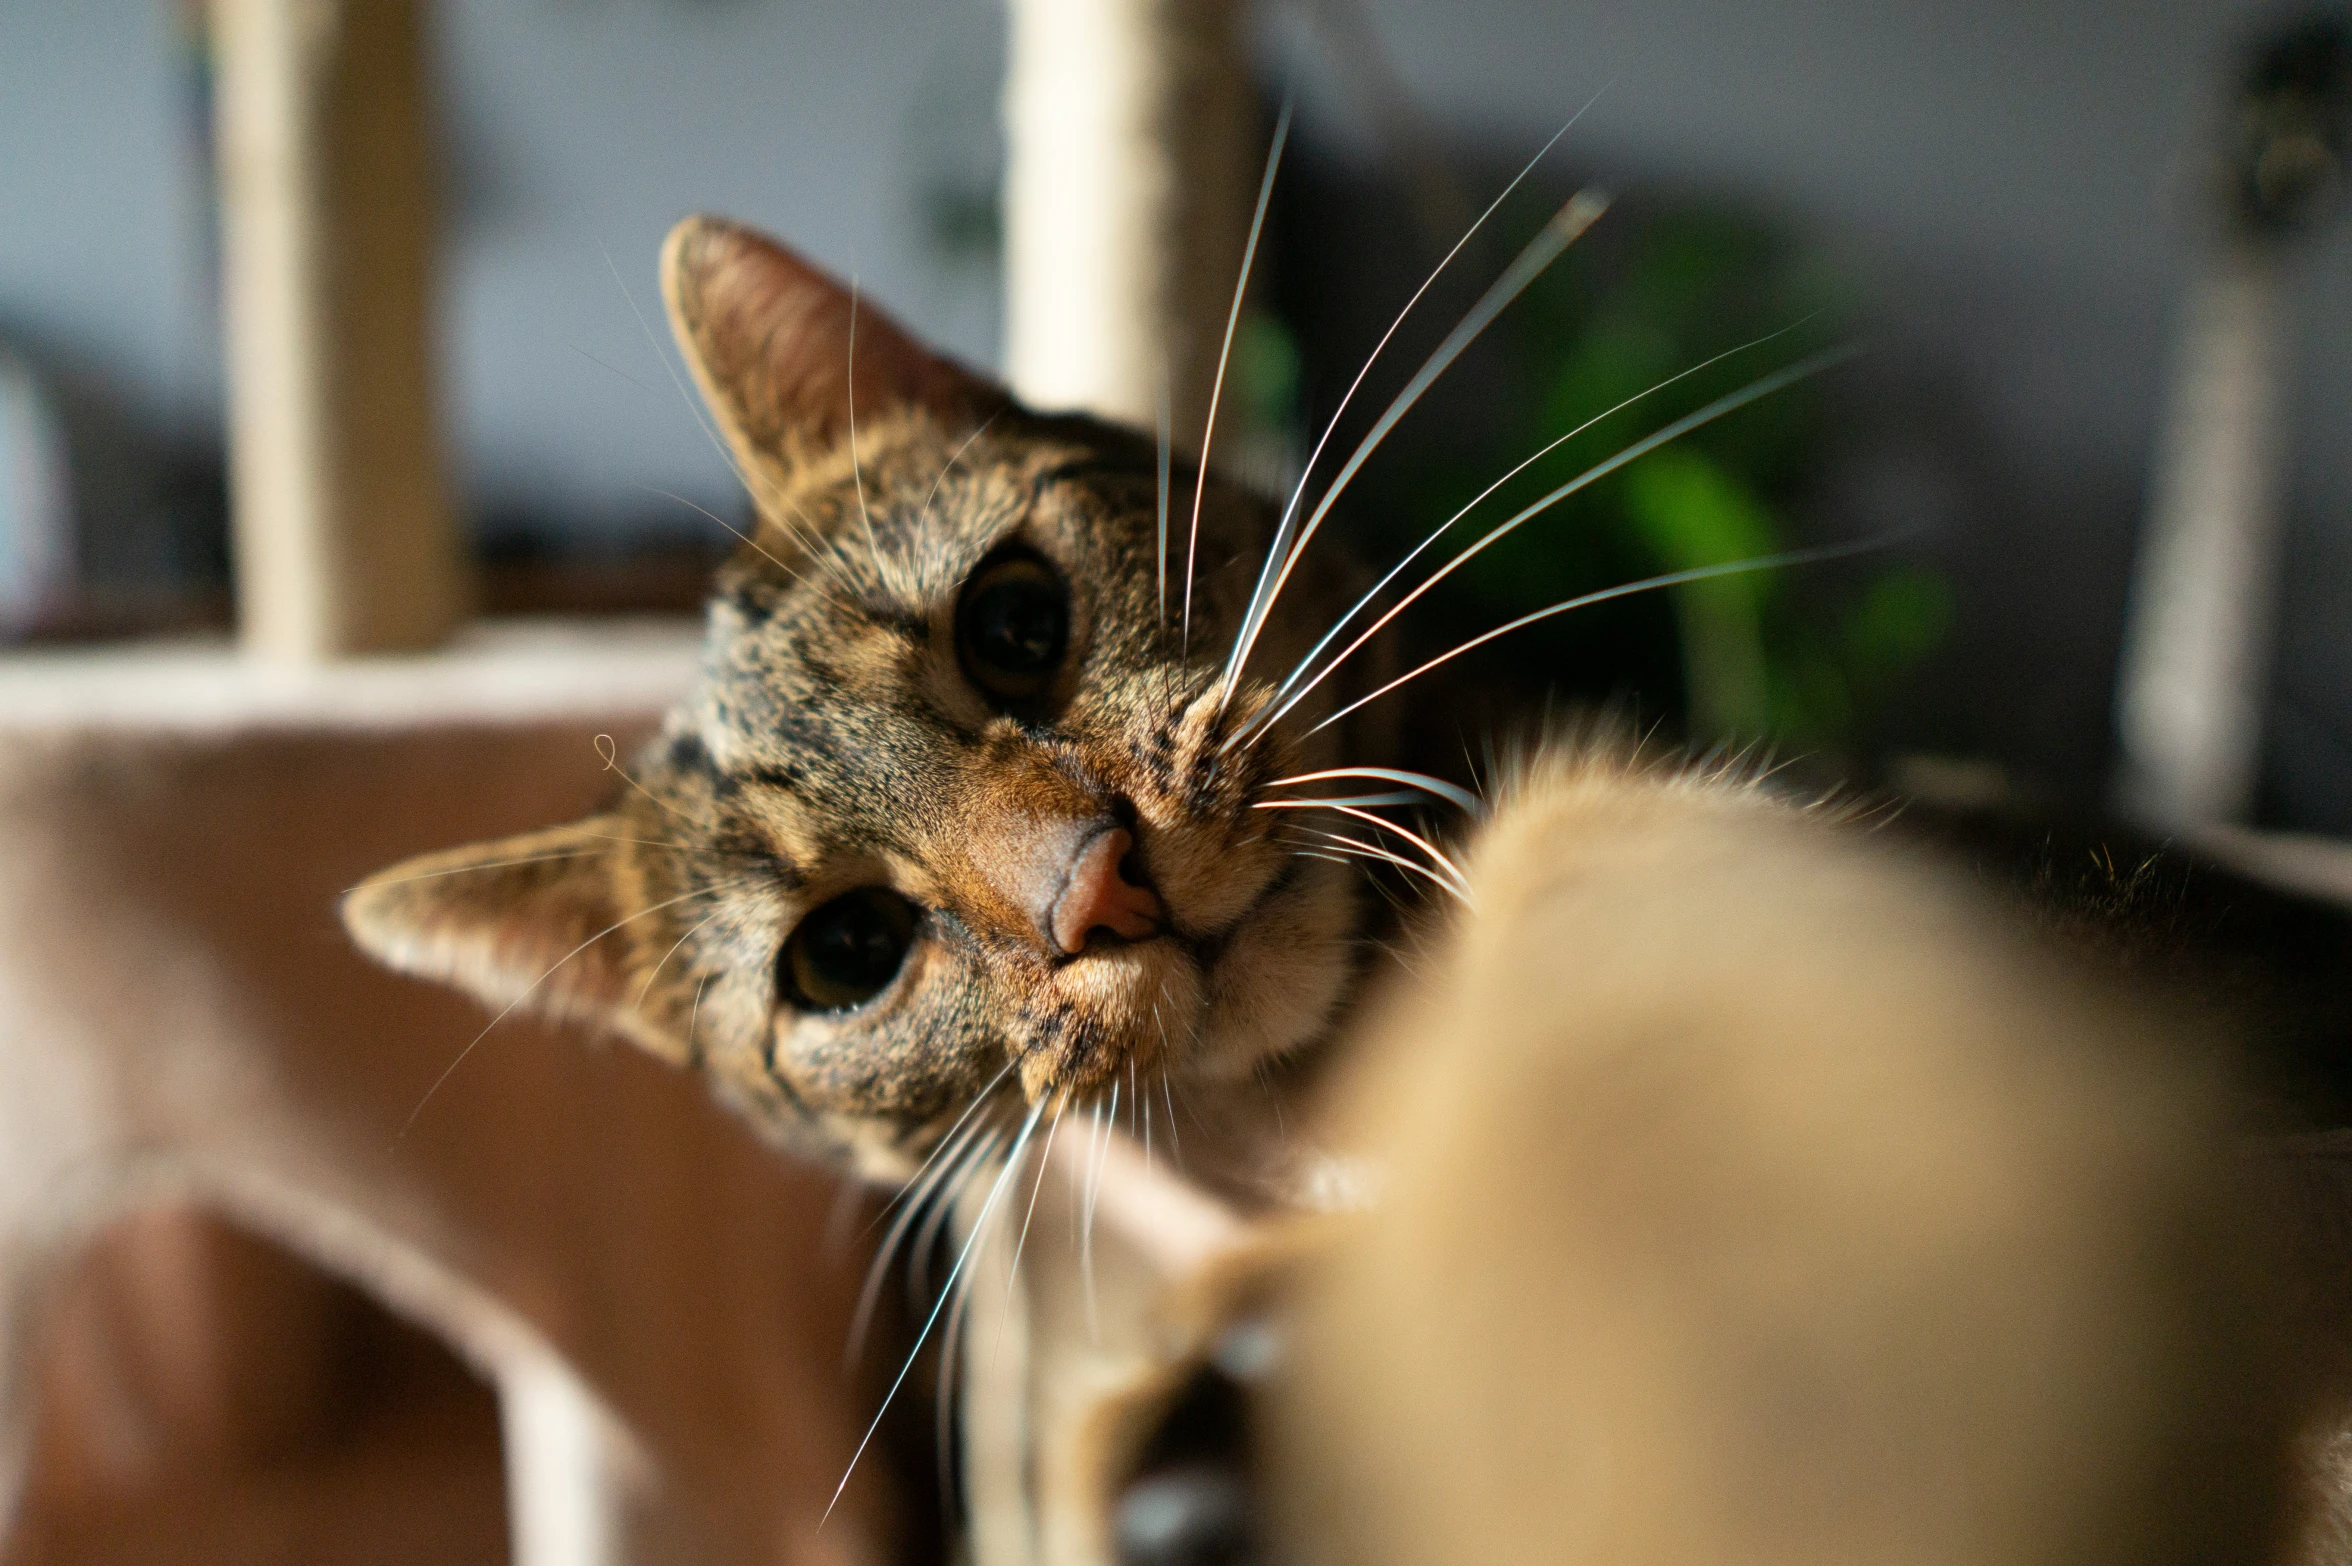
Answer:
[342,817,640,1033]
[660,215,1002,494]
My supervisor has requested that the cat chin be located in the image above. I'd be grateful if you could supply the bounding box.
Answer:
[1186,852,1358,1084]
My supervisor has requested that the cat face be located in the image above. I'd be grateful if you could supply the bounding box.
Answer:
[345,219,1369,1176]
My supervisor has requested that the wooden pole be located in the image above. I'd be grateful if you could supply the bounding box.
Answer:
[1001,0,1256,455]
[213,0,464,661]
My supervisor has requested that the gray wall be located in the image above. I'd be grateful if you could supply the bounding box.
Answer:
[2,0,2347,803]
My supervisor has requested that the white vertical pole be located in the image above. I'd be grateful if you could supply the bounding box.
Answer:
[2113,241,2290,828]
[1001,0,1256,455]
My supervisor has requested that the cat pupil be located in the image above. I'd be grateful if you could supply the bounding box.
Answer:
[782,888,917,1011]
[958,555,1069,700]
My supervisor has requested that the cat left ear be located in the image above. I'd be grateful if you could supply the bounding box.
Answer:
[660,215,1004,496]
[342,816,646,1038]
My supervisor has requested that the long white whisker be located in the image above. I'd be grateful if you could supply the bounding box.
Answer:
[1003,1100,1066,1307]
[916,411,1003,525]
[874,1055,1024,1230]
[1264,765,1481,813]
[1252,792,1426,810]
[1157,365,1174,629]
[1263,344,1863,739]
[600,243,780,516]
[1218,187,1611,708]
[846,1122,1001,1369]
[1308,829,1472,905]
[1326,805,1473,900]
[1231,318,1819,749]
[1183,98,1294,653]
[1312,535,1892,737]
[845,278,881,564]
[822,1099,1047,1527]
[1229,95,1605,668]
[396,883,734,1141]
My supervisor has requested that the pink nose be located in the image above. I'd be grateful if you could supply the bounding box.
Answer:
[1050,828,1163,954]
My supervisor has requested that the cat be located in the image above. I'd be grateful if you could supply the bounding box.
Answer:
[345,215,1390,1190]
[342,218,2334,1565]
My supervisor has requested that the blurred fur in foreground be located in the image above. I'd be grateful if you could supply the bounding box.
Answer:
[1096,750,2312,1566]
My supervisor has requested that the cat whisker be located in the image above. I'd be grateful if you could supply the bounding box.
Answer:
[1229,317,1820,752]
[601,242,790,522]
[845,278,883,567]
[579,832,769,863]
[1082,1084,1117,1341]
[632,905,729,1013]
[684,973,711,1070]
[1219,100,1601,712]
[1313,534,1891,739]
[847,1120,1000,1370]
[1002,1100,1067,1313]
[823,1098,1048,1528]
[1219,186,1611,712]
[594,734,705,831]
[1253,344,1864,741]
[395,881,738,1143]
[343,849,604,893]
[1156,365,1174,630]
[1306,828,1472,907]
[916,410,1003,529]
[876,1056,1025,1233]
[1183,97,1293,654]
[1253,792,1427,809]
[1323,805,1474,901]
[1265,763,1482,812]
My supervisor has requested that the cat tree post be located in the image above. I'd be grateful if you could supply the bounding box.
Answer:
[212,0,464,660]
[1001,0,1256,453]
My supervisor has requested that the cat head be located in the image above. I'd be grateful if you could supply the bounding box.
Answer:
[345,218,1374,1176]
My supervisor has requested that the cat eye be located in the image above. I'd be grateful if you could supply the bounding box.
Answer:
[957,553,1070,702]
[779,888,919,1012]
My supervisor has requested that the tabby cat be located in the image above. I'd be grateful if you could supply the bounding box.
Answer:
[344,217,2323,1565]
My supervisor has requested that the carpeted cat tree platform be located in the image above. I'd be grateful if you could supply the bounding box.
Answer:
[0,622,918,1566]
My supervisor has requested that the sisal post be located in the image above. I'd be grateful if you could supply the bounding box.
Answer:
[1001,0,1257,456]
[212,0,465,661]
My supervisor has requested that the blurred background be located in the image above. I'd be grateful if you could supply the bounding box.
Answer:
[3,0,2349,816]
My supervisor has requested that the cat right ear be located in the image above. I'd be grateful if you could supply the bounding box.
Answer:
[660,215,1003,499]
[341,816,647,1040]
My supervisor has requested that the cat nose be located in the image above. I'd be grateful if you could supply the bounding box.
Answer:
[1049,826,1162,955]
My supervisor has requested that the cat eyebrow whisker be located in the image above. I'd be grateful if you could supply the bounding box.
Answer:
[632,904,732,1013]
[823,1097,1048,1528]
[845,277,884,568]
[595,734,706,831]
[341,849,603,893]
[1246,344,1865,746]
[1227,317,1820,754]
[601,242,797,525]
[1218,184,1612,718]
[1183,97,1293,656]
[916,411,1004,531]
